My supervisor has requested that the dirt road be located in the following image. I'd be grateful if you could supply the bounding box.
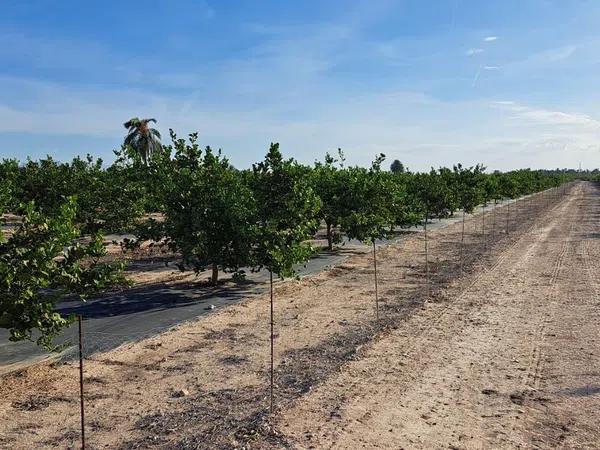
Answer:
[1,182,597,449]
[277,182,600,449]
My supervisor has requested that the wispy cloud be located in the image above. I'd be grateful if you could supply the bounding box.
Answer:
[491,101,600,127]
[472,65,500,86]
[2,72,598,170]
[466,48,484,56]
[2,2,600,171]
[530,45,577,63]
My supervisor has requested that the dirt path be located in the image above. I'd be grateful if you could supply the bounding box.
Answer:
[1,183,594,449]
[276,182,600,449]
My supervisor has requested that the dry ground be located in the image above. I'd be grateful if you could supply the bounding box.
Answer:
[1,183,596,450]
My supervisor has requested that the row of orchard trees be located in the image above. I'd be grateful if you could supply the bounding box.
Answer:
[0,131,576,349]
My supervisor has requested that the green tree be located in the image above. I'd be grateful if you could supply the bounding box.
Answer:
[338,154,396,321]
[0,159,19,214]
[390,159,405,174]
[339,155,395,244]
[453,164,485,272]
[0,199,126,350]
[410,170,451,297]
[154,132,255,285]
[18,156,69,213]
[499,173,519,234]
[313,149,347,250]
[483,173,502,239]
[388,171,421,229]
[250,143,321,412]
[17,154,147,235]
[251,143,321,277]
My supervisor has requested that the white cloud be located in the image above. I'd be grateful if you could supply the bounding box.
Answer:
[2,73,599,171]
[466,48,484,56]
[491,101,600,127]
[2,4,600,172]
[527,45,577,64]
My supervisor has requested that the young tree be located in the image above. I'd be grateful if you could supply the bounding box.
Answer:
[484,173,502,239]
[438,167,460,217]
[338,155,396,320]
[499,174,519,234]
[251,143,321,278]
[0,199,125,350]
[250,143,321,412]
[152,132,256,285]
[313,149,347,250]
[453,164,484,273]
[389,171,422,230]
[410,170,450,298]
[339,161,395,244]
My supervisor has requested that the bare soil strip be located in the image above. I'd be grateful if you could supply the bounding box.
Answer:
[1,185,591,449]
[275,182,600,449]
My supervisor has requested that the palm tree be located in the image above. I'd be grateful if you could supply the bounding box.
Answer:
[123,118,162,165]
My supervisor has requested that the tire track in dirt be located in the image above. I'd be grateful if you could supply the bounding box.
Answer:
[272,189,568,427]
[392,189,569,364]
[514,182,600,449]
[274,184,586,449]
[394,187,572,372]
[294,191,571,447]
[507,194,577,443]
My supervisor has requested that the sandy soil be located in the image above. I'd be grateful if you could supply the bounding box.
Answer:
[276,182,600,449]
[1,183,595,450]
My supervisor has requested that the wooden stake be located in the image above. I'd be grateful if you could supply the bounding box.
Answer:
[424,210,430,298]
[269,271,274,413]
[460,210,466,274]
[373,240,379,321]
[78,315,85,450]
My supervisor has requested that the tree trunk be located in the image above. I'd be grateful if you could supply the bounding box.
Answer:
[211,263,219,285]
[326,222,333,251]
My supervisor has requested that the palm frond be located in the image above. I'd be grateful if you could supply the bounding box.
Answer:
[123,117,140,129]
[124,134,137,147]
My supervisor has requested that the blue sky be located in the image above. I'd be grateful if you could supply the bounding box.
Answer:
[1,0,600,171]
